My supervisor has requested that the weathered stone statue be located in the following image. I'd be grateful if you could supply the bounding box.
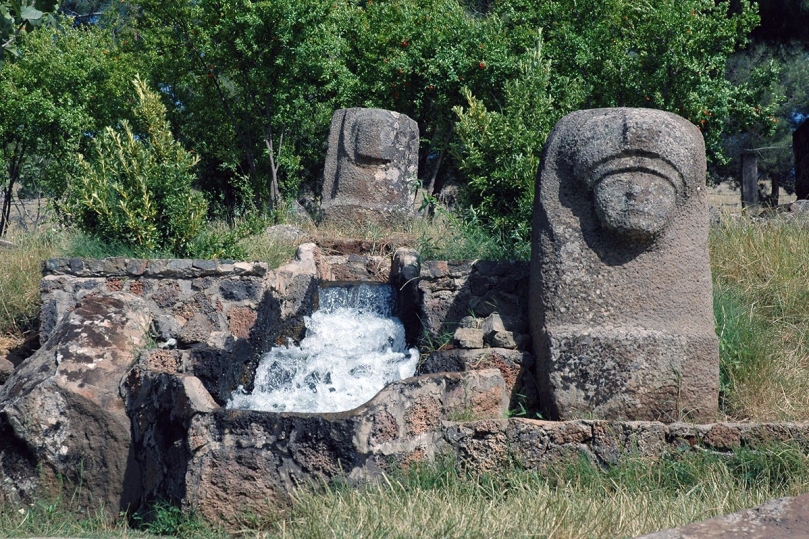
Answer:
[530,108,718,422]
[320,108,419,228]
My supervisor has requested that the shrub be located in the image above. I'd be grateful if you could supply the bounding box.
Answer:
[66,75,207,257]
[451,34,563,245]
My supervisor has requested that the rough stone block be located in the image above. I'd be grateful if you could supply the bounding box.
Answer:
[0,293,151,511]
[531,108,718,422]
[638,492,809,539]
[320,108,419,228]
[453,327,484,349]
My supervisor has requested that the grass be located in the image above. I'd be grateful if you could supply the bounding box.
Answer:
[2,445,808,538]
[0,229,65,335]
[711,214,809,420]
[258,445,809,538]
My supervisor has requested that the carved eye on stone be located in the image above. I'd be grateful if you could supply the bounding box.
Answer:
[592,170,677,240]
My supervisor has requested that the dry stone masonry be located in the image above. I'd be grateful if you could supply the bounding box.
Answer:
[320,107,419,228]
[0,107,778,532]
[531,108,718,422]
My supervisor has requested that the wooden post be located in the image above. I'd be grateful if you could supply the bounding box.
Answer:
[741,151,758,208]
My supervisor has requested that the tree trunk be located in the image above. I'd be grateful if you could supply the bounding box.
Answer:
[741,151,758,208]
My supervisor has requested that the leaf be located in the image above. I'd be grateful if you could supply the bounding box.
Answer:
[20,5,43,23]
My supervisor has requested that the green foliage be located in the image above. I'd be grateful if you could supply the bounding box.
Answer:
[0,0,60,69]
[416,202,529,261]
[131,500,213,537]
[451,34,562,241]
[341,0,518,191]
[128,0,356,213]
[720,42,804,195]
[493,0,777,163]
[549,442,809,496]
[120,0,775,241]
[714,284,768,406]
[67,76,207,256]
[0,22,135,235]
[445,0,778,236]
[728,443,809,491]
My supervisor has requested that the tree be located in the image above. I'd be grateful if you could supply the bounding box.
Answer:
[340,0,519,194]
[447,0,779,242]
[1,0,60,69]
[0,22,135,235]
[119,0,778,238]
[128,0,357,214]
[451,34,567,249]
[491,0,778,164]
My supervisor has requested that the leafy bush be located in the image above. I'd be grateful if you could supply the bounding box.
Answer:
[451,34,565,243]
[66,76,207,256]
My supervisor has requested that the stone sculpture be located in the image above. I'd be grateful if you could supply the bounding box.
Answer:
[530,108,718,422]
[320,107,419,228]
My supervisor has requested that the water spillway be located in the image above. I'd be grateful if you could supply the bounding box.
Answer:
[227,283,419,413]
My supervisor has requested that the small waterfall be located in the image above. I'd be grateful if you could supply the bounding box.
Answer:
[227,283,419,413]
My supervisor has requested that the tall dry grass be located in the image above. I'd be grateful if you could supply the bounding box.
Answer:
[240,446,809,538]
[0,230,64,336]
[711,214,809,420]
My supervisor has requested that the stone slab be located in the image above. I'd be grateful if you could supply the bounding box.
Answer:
[637,493,809,538]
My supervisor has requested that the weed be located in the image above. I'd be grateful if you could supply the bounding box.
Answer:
[446,405,478,422]
[507,392,544,419]
[417,328,455,354]
[131,500,221,538]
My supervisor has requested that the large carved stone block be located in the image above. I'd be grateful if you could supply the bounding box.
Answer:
[530,108,718,422]
[320,108,419,228]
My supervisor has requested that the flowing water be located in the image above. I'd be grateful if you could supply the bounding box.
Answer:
[227,283,419,413]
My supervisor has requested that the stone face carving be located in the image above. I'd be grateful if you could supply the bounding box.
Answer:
[320,108,419,228]
[530,108,718,422]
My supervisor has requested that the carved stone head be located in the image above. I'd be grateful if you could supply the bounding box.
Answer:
[529,108,718,422]
[320,108,419,228]
[571,109,701,240]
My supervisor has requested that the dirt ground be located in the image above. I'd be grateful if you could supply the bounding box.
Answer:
[706,181,797,211]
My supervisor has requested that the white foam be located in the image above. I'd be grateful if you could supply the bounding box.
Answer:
[227,285,419,413]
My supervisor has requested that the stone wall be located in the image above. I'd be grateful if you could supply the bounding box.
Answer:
[413,258,537,413]
[41,257,290,404]
[39,248,534,409]
[124,364,509,523]
[444,419,809,472]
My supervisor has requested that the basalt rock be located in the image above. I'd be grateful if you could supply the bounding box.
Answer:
[0,292,151,510]
[124,367,508,525]
[531,108,718,422]
[320,108,419,228]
